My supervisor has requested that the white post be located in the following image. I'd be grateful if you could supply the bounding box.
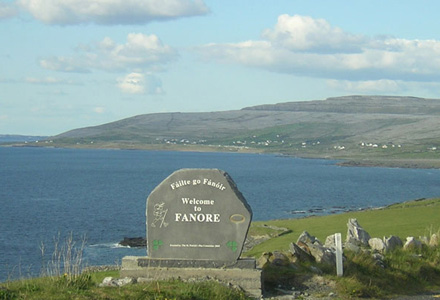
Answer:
[335,233,343,277]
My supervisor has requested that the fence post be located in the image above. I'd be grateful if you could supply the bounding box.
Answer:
[335,233,343,276]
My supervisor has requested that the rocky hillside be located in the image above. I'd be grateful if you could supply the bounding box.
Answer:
[243,95,440,115]
[50,95,440,159]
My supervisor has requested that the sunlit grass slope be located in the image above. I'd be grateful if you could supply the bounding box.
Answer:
[246,198,440,258]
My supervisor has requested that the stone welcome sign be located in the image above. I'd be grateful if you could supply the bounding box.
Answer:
[121,168,261,298]
[146,168,252,262]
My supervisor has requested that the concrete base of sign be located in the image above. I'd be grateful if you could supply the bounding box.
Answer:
[121,256,262,298]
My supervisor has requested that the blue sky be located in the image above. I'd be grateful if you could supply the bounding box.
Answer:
[2,0,440,135]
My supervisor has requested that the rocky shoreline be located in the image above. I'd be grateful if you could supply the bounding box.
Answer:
[336,158,440,169]
[5,143,440,170]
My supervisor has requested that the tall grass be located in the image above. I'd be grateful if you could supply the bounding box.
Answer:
[336,244,440,298]
[39,232,92,290]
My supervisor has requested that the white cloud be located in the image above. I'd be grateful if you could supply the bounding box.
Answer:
[0,1,18,19]
[117,73,145,94]
[18,0,209,25]
[117,72,163,94]
[198,14,440,83]
[262,14,366,54]
[40,33,178,73]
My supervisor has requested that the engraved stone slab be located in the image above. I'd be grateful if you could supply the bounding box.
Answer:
[136,257,256,269]
[146,168,252,262]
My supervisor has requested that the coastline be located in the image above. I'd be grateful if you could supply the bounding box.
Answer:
[3,142,440,169]
[336,158,440,169]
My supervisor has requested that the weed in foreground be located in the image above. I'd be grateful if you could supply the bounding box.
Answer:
[39,232,92,290]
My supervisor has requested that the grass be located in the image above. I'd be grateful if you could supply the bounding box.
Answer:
[334,246,440,298]
[0,275,250,300]
[244,198,440,299]
[257,245,440,298]
[245,198,440,258]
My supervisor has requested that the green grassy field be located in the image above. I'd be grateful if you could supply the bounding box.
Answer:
[245,198,440,257]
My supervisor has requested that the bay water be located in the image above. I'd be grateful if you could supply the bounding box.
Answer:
[1,147,440,281]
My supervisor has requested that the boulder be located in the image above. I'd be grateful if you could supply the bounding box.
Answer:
[99,277,136,287]
[346,219,370,246]
[289,242,314,263]
[324,234,337,249]
[403,237,422,250]
[119,237,146,248]
[419,236,429,245]
[297,231,321,245]
[258,251,296,268]
[430,233,439,247]
[344,241,361,253]
[297,241,313,255]
[269,251,292,267]
[257,252,271,268]
[307,243,336,265]
[369,238,387,253]
[384,235,403,252]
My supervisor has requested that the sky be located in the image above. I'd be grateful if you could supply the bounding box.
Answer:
[2,1,440,135]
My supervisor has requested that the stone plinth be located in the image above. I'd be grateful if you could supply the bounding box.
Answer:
[121,256,262,298]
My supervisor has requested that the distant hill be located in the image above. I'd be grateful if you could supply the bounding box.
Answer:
[243,95,440,115]
[47,95,440,162]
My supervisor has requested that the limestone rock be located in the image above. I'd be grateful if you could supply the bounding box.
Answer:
[297,241,313,255]
[369,238,387,253]
[430,233,439,247]
[346,218,370,246]
[99,277,136,287]
[419,236,429,245]
[289,242,314,263]
[344,241,361,253]
[403,237,422,250]
[119,237,146,248]
[118,277,136,286]
[307,243,336,265]
[384,235,403,252]
[257,252,271,268]
[297,231,321,245]
[324,234,337,249]
[269,251,291,267]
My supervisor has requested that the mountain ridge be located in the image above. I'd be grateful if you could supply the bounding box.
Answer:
[242,95,440,115]
[43,95,440,164]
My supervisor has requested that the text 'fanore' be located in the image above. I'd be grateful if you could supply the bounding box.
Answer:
[175,213,220,223]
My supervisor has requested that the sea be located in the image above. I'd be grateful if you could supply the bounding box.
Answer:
[1,147,440,281]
